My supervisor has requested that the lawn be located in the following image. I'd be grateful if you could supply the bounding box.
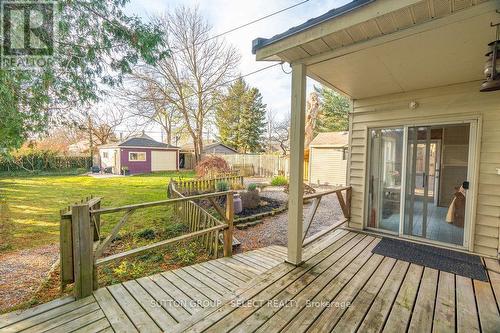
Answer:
[0,170,195,253]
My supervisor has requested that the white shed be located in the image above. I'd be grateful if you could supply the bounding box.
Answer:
[308,132,348,186]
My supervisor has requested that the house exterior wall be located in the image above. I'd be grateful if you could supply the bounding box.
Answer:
[309,147,347,186]
[120,148,151,174]
[99,148,118,172]
[347,81,500,257]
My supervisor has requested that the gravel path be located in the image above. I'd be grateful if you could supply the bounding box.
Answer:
[0,245,59,312]
[234,188,345,252]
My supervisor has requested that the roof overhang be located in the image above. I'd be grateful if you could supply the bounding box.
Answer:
[254,0,499,99]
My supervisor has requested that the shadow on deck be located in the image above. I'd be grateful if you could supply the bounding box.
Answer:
[2,229,500,332]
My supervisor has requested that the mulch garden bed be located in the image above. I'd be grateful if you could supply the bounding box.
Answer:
[236,197,284,218]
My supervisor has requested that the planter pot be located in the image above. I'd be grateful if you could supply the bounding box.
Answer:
[234,194,243,214]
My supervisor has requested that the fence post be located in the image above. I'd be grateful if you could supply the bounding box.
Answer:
[93,200,101,242]
[60,210,73,291]
[223,192,234,257]
[72,203,94,298]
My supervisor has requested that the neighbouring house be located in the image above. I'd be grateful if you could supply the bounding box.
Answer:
[179,141,238,169]
[253,0,500,261]
[308,131,348,186]
[98,134,179,174]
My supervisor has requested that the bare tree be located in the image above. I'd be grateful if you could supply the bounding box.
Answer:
[119,72,183,145]
[265,108,277,153]
[127,6,240,161]
[272,116,291,155]
[305,91,320,147]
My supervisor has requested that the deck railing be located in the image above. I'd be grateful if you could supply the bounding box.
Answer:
[171,172,243,195]
[302,186,352,246]
[60,187,234,299]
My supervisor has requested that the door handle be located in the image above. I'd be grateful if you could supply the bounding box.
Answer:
[463,181,469,190]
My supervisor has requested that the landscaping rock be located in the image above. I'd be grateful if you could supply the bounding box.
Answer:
[240,189,260,209]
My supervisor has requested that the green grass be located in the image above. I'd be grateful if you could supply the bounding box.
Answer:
[0,171,195,253]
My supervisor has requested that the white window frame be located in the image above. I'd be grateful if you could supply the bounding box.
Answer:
[129,152,146,162]
[102,152,109,158]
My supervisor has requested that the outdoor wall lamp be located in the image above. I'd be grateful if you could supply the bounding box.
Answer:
[480,21,500,92]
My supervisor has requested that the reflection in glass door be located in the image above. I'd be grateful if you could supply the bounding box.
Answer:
[403,125,469,245]
[367,128,404,233]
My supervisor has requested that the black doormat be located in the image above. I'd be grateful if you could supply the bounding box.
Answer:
[372,238,488,281]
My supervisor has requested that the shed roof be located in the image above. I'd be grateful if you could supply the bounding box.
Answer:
[252,0,373,54]
[309,131,349,148]
[99,133,179,149]
[181,141,238,153]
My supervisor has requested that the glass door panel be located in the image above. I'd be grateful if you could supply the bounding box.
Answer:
[404,126,431,238]
[403,125,469,246]
[367,128,404,233]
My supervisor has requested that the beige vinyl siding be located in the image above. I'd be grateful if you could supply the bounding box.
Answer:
[309,147,347,186]
[347,80,500,257]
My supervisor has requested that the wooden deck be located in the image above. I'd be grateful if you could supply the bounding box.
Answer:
[0,246,287,333]
[2,230,500,332]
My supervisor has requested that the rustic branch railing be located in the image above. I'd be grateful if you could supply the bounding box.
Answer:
[60,187,234,299]
[171,172,243,195]
[302,186,352,246]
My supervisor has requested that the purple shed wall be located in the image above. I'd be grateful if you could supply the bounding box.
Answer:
[120,148,151,174]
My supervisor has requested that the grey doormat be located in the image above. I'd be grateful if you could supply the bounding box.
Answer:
[372,238,488,281]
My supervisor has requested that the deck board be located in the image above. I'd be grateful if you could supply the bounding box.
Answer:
[433,271,455,333]
[2,230,499,333]
[356,260,410,333]
[456,275,480,333]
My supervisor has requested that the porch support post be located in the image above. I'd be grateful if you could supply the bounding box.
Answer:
[287,62,306,265]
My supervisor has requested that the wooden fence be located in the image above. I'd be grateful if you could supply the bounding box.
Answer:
[60,189,234,299]
[216,154,286,177]
[170,172,244,195]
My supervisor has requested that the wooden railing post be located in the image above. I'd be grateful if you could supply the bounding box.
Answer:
[223,192,234,257]
[72,203,94,298]
[92,200,101,242]
[60,210,73,291]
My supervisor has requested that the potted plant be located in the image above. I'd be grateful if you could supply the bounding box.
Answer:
[121,166,130,175]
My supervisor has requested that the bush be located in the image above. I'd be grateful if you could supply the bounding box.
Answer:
[271,175,288,186]
[164,222,188,238]
[247,183,257,191]
[135,228,156,240]
[195,155,230,178]
[0,147,91,172]
[215,181,229,192]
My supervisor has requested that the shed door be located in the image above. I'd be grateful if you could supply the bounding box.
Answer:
[151,151,177,171]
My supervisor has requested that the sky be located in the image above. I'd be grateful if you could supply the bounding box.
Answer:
[121,0,351,141]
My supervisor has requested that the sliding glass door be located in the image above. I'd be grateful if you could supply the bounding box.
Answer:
[366,123,474,247]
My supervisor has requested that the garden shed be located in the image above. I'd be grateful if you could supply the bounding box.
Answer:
[98,134,179,174]
[308,131,348,186]
[179,141,238,169]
